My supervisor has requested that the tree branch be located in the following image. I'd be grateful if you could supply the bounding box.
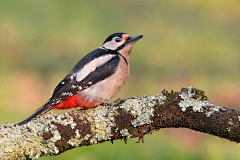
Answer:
[1,86,240,159]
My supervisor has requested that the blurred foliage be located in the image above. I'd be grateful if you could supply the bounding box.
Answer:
[0,0,240,159]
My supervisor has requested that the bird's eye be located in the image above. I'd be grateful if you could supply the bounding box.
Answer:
[115,38,121,42]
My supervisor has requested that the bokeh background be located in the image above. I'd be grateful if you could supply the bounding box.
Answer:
[0,0,240,159]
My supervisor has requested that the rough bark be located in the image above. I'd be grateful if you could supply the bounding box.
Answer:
[1,86,240,159]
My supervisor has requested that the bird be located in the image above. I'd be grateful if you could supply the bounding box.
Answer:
[16,32,143,125]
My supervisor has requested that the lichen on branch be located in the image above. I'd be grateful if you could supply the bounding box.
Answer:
[1,86,240,159]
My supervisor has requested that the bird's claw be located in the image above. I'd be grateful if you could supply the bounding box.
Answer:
[104,98,127,117]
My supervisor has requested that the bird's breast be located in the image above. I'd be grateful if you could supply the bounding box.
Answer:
[79,56,130,103]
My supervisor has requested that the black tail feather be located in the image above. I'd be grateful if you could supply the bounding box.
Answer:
[15,101,52,126]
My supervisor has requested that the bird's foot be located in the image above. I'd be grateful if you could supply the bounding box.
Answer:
[104,98,127,117]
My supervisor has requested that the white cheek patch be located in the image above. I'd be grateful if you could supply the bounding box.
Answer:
[103,40,125,50]
[76,54,116,82]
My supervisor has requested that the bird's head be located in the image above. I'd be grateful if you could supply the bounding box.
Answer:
[102,33,143,55]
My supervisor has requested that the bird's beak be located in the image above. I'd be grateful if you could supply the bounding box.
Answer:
[126,35,143,44]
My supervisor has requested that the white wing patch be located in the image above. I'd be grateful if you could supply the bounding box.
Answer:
[76,54,116,82]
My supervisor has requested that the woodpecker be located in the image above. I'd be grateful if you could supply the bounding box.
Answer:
[16,32,143,125]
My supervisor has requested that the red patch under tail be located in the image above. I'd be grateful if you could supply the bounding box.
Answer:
[51,94,100,109]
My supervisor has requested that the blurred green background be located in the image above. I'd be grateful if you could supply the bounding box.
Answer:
[0,0,240,159]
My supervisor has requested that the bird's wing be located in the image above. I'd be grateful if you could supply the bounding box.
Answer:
[49,49,121,107]
[16,49,121,125]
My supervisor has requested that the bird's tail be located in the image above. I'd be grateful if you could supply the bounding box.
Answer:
[16,99,52,126]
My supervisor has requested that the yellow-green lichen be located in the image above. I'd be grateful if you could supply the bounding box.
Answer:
[195,90,208,100]
[179,86,222,117]
[83,105,115,143]
[231,117,239,123]
[120,94,166,127]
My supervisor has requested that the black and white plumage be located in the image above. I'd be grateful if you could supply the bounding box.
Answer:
[17,32,143,125]
[51,49,121,104]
